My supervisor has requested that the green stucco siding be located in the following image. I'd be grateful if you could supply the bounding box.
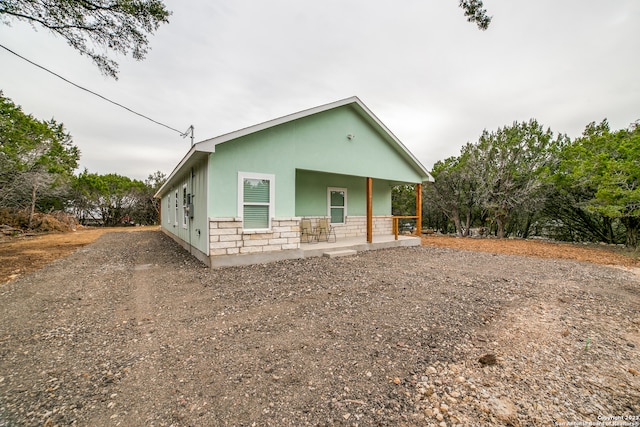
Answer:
[295,170,391,217]
[209,105,422,218]
[160,158,208,255]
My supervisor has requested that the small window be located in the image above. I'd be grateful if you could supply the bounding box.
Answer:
[166,194,171,224]
[238,172,275,231]
[328,187,347,224]
[174,190,179,225]
[182,185,188,227]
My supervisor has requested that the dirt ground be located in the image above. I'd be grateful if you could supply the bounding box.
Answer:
[0,229,638,426]
[1,229,637,285]
[421,235,640,268]
[0,227,157,284]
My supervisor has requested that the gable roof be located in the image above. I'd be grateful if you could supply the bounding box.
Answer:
[156,96,433,197]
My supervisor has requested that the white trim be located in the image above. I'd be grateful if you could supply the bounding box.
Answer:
[238,172,275,232]
[327,187,347,224]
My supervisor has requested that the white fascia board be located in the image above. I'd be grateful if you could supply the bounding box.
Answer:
[154,145,212,198]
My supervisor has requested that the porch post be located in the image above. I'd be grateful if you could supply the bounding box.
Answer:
[416,183,422,236]
[366,177,373,243]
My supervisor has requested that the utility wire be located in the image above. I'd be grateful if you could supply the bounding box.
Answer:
[0,43,192,138]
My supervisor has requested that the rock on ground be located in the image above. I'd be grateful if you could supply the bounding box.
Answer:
[0,230,638,426]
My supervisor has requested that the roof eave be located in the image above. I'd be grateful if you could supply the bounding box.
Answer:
[200,96,433,182]
[154,146,211,198]
[156,96,434,195]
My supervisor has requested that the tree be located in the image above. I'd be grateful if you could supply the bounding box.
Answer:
[131,170,165,225]
[71,170,163,226]
[544,124,622,245]
[540,184,623,244]
[425,148,478,236]
[470,120,564,238]
[558,120,640,247]
[391,184,419,232]
[0,0,171,79]
[0,92,79,226]
[459,0,492,30]
[392,184,416,217]
[72,171,146,226]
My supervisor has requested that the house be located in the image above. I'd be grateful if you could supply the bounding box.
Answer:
[154,97,433,267]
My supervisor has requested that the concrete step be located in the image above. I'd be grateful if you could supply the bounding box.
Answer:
[323,249,357,258]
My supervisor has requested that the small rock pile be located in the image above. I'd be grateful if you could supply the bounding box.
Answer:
[408,360,521,426]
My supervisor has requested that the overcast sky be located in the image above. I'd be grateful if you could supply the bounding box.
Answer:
[1,0,638,181]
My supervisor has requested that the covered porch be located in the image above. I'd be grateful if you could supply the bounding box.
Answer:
[295,169,423,243]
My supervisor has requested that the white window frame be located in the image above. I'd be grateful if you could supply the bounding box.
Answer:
[182,184,188,228]
[166,194,171,224]
[327,187,347,224]
[174,190,179,226]
[238,172,275,232]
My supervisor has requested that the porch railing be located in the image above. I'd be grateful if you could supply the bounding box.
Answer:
[392,216,420,240]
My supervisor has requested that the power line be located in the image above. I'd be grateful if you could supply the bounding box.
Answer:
[0,43,192,138]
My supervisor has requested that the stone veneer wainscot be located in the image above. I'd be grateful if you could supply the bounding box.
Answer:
[209,216,394,257]
[209,217,301,256]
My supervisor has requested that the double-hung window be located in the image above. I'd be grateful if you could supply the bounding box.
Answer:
[238,172,275,231]
[328,187,347,224]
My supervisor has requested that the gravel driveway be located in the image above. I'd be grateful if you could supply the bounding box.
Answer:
[1,230,638,426]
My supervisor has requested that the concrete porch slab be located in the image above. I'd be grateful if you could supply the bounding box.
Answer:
[301,235,420,258]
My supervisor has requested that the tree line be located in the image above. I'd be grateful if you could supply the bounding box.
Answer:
[3,90,638,247]
[0,92,165,228]
[394,118,639,247]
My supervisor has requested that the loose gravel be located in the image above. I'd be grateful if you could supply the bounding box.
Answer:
[0,230,638,426]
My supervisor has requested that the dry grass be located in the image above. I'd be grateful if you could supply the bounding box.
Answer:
[421,235,640,268]
[0,226,158,284]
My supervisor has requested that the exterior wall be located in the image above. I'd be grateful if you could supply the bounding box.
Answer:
[209,106,424,219]
[159,157,209,256]
[160,103,425,266]
[208,215,392,264]
[209,217,300,256]
[338,216,393,238]
[295,170,391,217]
